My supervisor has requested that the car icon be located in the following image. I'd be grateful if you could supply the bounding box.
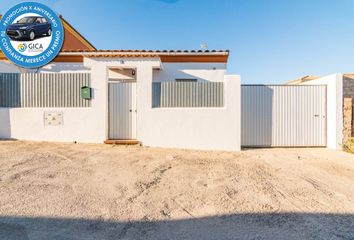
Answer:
[6,16,52,41]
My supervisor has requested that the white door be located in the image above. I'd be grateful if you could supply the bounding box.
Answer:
[108,82,137,139]
[241,85,327,147]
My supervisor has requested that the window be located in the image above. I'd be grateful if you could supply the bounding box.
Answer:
[18,17,36,24]
[41,18,47,23]
[175,79,197,82]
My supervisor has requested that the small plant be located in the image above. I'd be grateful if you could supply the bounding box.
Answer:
[343,138,354,153]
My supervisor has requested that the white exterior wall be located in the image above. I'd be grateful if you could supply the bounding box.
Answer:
[0,108,103,142]
[302,74,343,149]
[83,58,240,151]
[141,75,241,151]
[0,58,240,151]
[84,57,162,145]
[0,61,20,72]
[0,60,145,144]
[0,61,99,143]
[36,63,90,73]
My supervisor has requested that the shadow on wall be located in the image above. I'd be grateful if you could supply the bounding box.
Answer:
[0,213,353,240]
[0,73,22,139]
[0,108,11,139]
[0,73,22,108]
[241,85,273,147]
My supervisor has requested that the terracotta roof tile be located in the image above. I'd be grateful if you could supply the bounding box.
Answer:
[59,49,229,54]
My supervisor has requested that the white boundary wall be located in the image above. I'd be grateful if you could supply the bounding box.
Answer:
[141,75,241,151]
[0,62,101,142]
[301,74,343,149]
[0,59,241,151]
[84,58,241,151]
[0,108,103,142]
[0,60,343,151]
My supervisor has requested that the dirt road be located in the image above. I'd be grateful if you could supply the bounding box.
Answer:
[0,141,353,239]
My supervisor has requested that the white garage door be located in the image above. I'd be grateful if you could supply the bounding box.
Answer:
[241,85,327,147]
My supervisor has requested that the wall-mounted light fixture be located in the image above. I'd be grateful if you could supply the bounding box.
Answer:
[132,70,136,76]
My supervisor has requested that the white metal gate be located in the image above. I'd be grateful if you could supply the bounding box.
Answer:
[241,85,326,147]
[108,82,137,139]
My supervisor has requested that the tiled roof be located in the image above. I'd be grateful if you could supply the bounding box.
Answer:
[344,74,354,79]
[58,50,230,62]
[59,16,96,51]
[286,75,319,85]
[0,14,229,62]
[59,49,229,53]
[0,14,228,56]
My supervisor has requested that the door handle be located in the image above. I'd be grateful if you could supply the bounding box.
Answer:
[314,114,319,117]
[129,109,132,112]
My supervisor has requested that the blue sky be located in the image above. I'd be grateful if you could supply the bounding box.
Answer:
[1,0,353,83]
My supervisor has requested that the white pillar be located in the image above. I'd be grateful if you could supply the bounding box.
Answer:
[136,65,153,142]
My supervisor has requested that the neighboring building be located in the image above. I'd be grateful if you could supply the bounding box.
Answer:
[288,73,354,149]
[0,16,241,151]
[286,75,319,85]
[340,74,354,142]
[343,74,354,98]
[240,73,352,150]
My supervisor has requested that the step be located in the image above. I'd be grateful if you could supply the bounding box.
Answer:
[104,139,140,145]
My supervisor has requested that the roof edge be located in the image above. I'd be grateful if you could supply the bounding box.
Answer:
[59,50,229,56]
[59,15,96,51]
[59,51,229,63]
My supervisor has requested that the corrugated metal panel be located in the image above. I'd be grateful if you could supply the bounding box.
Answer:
[0,73,91,108]
[108,82,137,139]
[152,82,224,108]
[241,85,327,147]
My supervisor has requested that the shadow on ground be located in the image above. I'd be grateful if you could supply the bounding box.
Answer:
[0,213,353,240]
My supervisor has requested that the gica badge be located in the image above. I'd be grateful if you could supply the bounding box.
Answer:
[0,2,64,68]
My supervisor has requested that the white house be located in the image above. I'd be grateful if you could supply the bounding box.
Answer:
[0,16,241,151]
[1,16,346,152]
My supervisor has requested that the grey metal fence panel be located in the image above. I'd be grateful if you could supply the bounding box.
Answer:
[0,73,21,107]
[152,82,224,108]
[0,73,91,108]
[152,82,161,108]
[241,85,327,147]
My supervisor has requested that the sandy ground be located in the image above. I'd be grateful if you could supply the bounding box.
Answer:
[0,141,353,240]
